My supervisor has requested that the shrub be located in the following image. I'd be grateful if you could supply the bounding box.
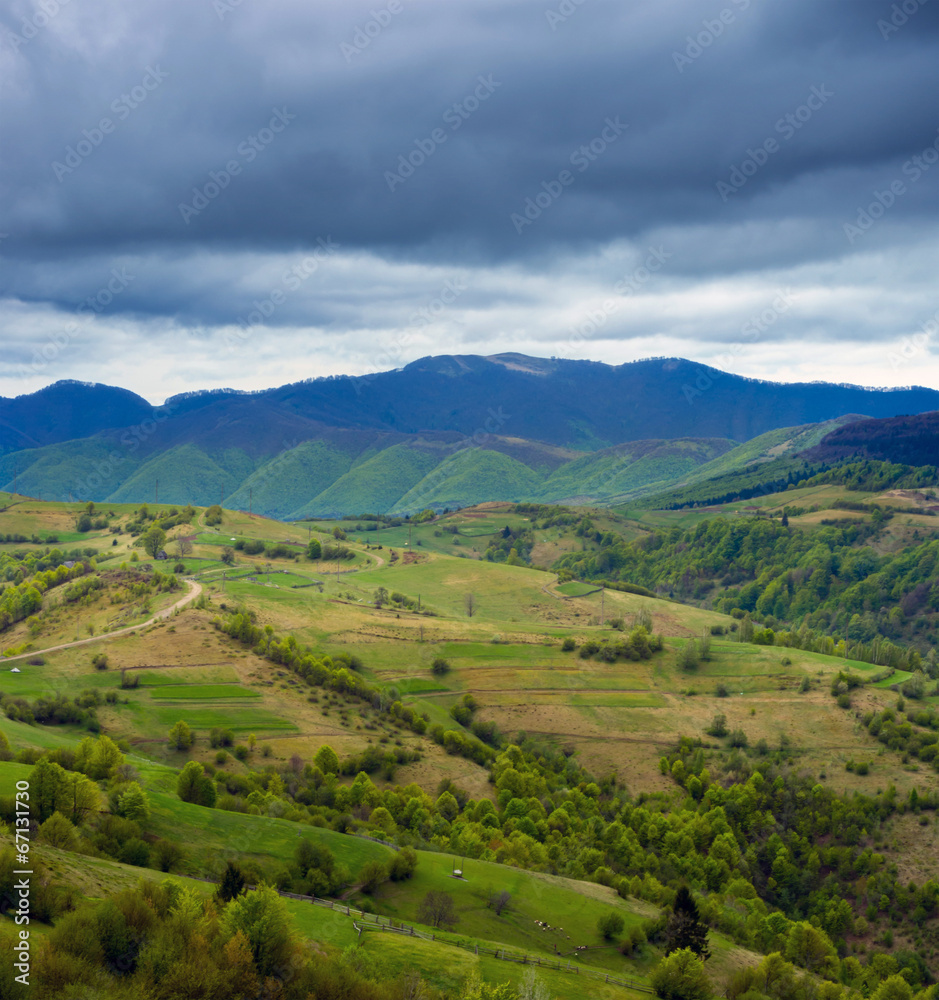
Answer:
[92,653,109,671]
[597,911,625,941]
[651,948,712,1000]
[706,714,727,738]
[561,637,576,651]
[359,859,388,894]
[431,657,451,676]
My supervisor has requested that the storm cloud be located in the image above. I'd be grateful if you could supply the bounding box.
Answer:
[2,0,939,400]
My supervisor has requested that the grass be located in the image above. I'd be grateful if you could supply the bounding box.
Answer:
[0,760,34,794]
[147,683,261,700]
[149,707,297,730]
[145,786,393,877]
[556,581,601,597]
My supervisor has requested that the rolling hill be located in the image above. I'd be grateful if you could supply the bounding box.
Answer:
[3,354,939,514]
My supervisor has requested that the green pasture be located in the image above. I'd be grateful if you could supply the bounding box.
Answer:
[0,760,34,794]
[145,787,393,877]
[148,683,260,700]
[369,850,648,974]
[149,707,296,731]
[133,665,242,686]
[556,581,601,597]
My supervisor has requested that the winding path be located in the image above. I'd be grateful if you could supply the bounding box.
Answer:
[2,579,203,665]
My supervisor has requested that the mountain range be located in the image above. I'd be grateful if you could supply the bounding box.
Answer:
[2,354,938,516]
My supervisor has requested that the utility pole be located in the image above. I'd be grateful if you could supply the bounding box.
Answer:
[249,488,252,517]
[600,585,605,626]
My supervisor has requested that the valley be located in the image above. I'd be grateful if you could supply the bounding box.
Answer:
[2,473,939,995]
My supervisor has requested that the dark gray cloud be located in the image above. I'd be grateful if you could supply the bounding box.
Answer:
[2,0,939,399]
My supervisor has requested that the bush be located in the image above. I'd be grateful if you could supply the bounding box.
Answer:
[561,637,576,652]
[678,642,699,672]
[387,847,418,881]
[706,714,727,738]
[714,683,728,698]
[431,657,451,676]
[651,948,712,1000]
[359,859,388,894]
[92,653,109,671]
[597,911,625,941]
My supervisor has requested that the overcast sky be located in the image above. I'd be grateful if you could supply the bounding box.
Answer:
[2,0,939,403]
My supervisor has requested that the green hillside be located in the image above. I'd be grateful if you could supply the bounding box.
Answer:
[539,439,732,503]
[0,437,143,501]
[393,448,543,512]
[293,441,444,517]
[108,443,258,506]
[225,440,355,519]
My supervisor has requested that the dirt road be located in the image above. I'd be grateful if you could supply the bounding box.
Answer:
[2,579,203,665]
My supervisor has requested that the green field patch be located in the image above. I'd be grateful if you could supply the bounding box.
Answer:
[145,788,391,875]
[874,669,912,688]
[0,760,35,794]
[150,707,296,730]
[0,715,88,752]
[556,581,601,597]
[133,665,241,686]
[371,851,649,976]
[394,677,450,695]
[148,683,260,700]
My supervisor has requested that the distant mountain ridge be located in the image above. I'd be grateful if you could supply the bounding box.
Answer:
[2,354,938,514]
